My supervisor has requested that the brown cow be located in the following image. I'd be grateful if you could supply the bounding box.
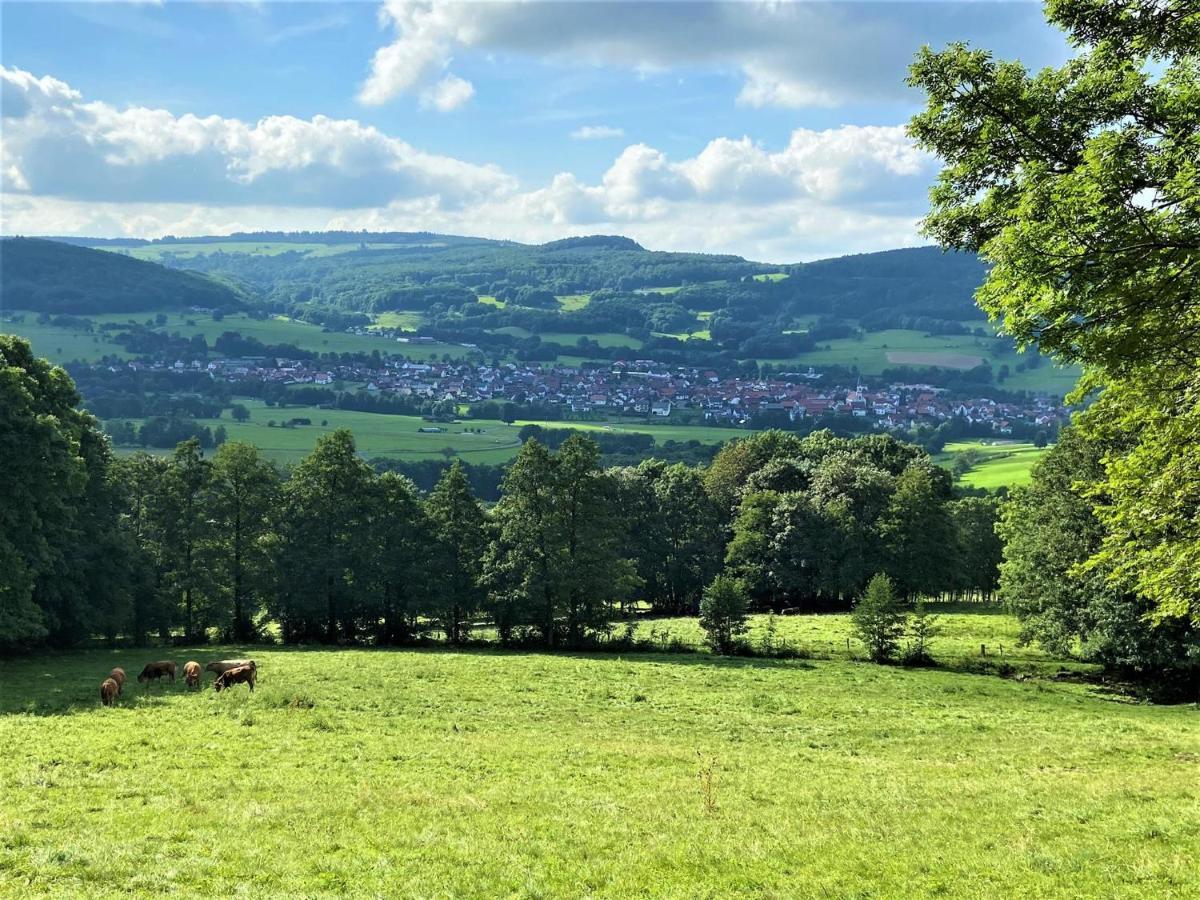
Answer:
[205,659,257,677]
[100,678,119,706]
[109,667,126,695]
[137,661,176,685]
[213,665,256,693]
[183,661,201,689]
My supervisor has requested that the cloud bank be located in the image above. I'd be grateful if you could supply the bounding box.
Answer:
[2,65,938,261]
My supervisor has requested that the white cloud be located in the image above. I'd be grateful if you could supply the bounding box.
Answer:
[1,65,512,209]
[419,74,476,112]
[2,65,939,261]
[571,125,625,141]
[358,0,1064,109]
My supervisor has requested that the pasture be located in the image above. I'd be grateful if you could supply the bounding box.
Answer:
[110,402,748,465]
[1,634,1196,897]
[1,311,471,364]
[939,440,1049,490]
[0,316,129,364]
[764,328,1082,396]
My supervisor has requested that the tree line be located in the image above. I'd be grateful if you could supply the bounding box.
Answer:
[3,333,1001,652]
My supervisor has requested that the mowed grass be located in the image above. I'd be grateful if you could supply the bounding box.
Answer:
[1,641,1197,897]
[939,440,1049,489]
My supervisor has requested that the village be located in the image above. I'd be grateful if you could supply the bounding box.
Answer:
[125,354,1070,433]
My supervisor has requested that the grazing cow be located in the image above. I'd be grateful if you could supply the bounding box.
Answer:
[213,665,256,693]
[183,661,201,689]
[137,661,176,685]
[100,678,119,706]
[205,659,257,677]
[109,668,126,695]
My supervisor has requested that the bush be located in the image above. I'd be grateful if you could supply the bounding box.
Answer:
[852,573,907,663]
[700,576,750,655]
[902,599,939,666]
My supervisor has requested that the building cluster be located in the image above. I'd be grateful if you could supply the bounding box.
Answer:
[127,355,1069,431]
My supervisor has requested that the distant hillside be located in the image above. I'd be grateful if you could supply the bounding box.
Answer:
[0,238,244,314]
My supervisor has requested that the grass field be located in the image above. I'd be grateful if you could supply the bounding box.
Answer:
[764,328,1081,396]
[490,326,643,349]
[111,403,748,465]
[2,312,472,364]
[369,311,423,332]
[0,317,129,363]
[939,440,1049,490]
[2,627,1197,896]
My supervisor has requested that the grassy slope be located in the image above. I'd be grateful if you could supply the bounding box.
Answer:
[1,640,1196,896]
[2,311,471,365]
[939,440,1049,490]
[0,319,129,363]
[762,328,1081,395]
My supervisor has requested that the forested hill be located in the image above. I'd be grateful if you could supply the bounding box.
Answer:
[56,231,987,324]
[0,238,245,314]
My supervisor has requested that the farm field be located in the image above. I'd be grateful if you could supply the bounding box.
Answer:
[0,316,129,363]
[111,402,525,465]
[2,311,471,363]
[1,639,1196,897]
[764,328,1082,395]
[109,402,749,465]
[490,326,643,349]
[938,440,1049,489]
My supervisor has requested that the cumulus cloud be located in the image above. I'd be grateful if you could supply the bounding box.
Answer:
[358,0,1063,109]
[419,74,476,112]
[0,65,512,209]
[2,65,939,261]
[571,125,625,141]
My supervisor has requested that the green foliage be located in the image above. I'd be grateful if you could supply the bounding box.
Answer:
[904,600,940,666]
[484,437,638,646]
[0,238,243,313]
[909,1,1200,624]
[998,427,1198,684]
[425,461,487,643]
[206,442,280,641]
[852,573,907,663]
[0,335,137,646]
[699,575,751,654]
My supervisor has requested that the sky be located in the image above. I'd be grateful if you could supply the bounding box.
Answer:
[1,1,1069,262]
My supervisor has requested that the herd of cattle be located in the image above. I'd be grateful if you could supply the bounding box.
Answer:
[99,659,257,705]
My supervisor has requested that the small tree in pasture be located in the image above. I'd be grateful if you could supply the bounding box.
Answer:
[699,575,750,655]
[903,599,939,666]
[853,573,907,663]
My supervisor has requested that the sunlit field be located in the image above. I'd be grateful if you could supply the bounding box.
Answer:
[109,400,750,465]
[2,633,1196,897]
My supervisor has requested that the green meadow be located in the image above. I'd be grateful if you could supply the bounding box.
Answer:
[110,402,749,465]
[939,440,1049,490]
[763,328,1081,396]
[1,311,471,364]
[1,629,1196,897]
[0,316,129,363]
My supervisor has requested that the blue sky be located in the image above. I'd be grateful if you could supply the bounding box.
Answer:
[1,1,1068,261]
